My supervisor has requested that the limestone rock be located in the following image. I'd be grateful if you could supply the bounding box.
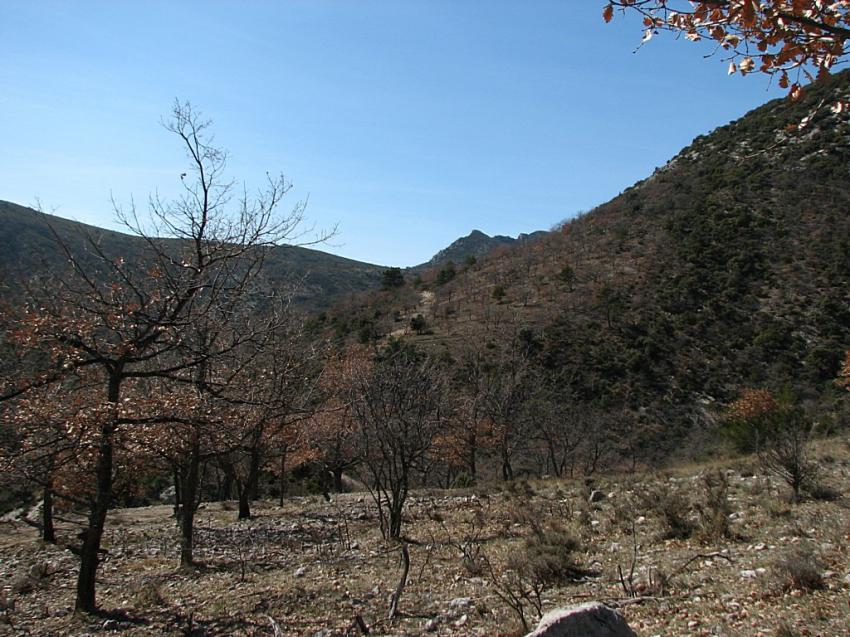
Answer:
[449,596,472,608]
[525,602,637,637]
[159,486,176,505]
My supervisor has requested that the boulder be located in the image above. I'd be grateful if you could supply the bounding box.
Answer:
[340,473,368,493]
[525,602,637,637]
[159,486,176,505]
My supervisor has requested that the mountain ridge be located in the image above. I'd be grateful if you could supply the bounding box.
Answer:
[417,228,547,270]
[0,200,389,311]
[0,200,545,310]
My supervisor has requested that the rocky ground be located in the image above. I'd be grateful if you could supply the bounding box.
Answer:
[1,442,849,637]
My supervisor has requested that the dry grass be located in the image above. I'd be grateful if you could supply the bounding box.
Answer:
[0,444,849,636]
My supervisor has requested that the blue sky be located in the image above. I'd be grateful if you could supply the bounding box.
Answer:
[1,1,784,266]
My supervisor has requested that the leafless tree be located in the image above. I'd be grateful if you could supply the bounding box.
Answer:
[352,347,452,539]
[1,101,326,613]
[220,311,325,521]
[522,396,585,478]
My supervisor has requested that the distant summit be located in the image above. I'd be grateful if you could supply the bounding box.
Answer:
[419,228,545,269]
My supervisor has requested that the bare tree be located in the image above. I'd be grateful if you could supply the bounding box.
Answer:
[1,101,324,613]
[303,345,371,493]
[352,347,452,539]
[522,396,585,478]
[221,311,324,521]
[480,338,535,482]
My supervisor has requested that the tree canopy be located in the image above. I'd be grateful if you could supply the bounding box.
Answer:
[606,1,850,99]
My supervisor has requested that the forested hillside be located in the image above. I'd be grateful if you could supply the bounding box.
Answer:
[327,71,850,465]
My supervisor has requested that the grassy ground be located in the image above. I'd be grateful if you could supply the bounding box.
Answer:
[1,440,849,636]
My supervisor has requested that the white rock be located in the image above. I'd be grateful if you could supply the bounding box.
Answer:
[449,597,472,608]
[294,566,307,577]
[454,614,468,627]
[526,602,637,637]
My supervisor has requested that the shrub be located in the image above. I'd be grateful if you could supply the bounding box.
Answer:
[451,472,475,489]
[132,579,166,608]
[519,525,583,585]
[771,546,824,592]
[805,480,840,501]
[694,470,734,542]
[435,261,456,285]
[485,522,583,632]
[410,314,427,335]
[725,388,819,501]
[637,481,695,540]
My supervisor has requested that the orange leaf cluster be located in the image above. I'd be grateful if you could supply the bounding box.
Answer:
[606,1,850,94]
[728,387,778,422]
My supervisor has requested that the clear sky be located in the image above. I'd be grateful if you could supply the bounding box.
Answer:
[0,1,785,267]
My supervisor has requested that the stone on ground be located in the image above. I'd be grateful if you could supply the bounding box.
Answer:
[526,602,637,637]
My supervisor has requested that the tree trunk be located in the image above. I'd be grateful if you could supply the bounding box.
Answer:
[173,468,182,522]
[388,481,406,539]
[278,448,287,506]
[221,464,234,501]
[75,435,113,610]
[501,446,514,481]
[467,439,477,483]
[180,439,201,568]
[332,467,344,493]
[42,480,55,544]
[237,480,251,520]
[547,443,560,478]
[247,445,261,501]
[389,501,403,539]
[74,373,120,614]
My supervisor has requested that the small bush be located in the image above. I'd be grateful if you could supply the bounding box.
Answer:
[805,480,841,502]
[133,579,166,608]
[637,482,695,540]
[11,562,50,595]
[761,495,793,518]
[519,525,583,585]
[451,472,475,489]
[771,546,824,592]
[694,470,734,542]
[485,522,583,633]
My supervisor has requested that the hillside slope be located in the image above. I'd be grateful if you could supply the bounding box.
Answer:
[331,72,850,456]
[0,201,387,311]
